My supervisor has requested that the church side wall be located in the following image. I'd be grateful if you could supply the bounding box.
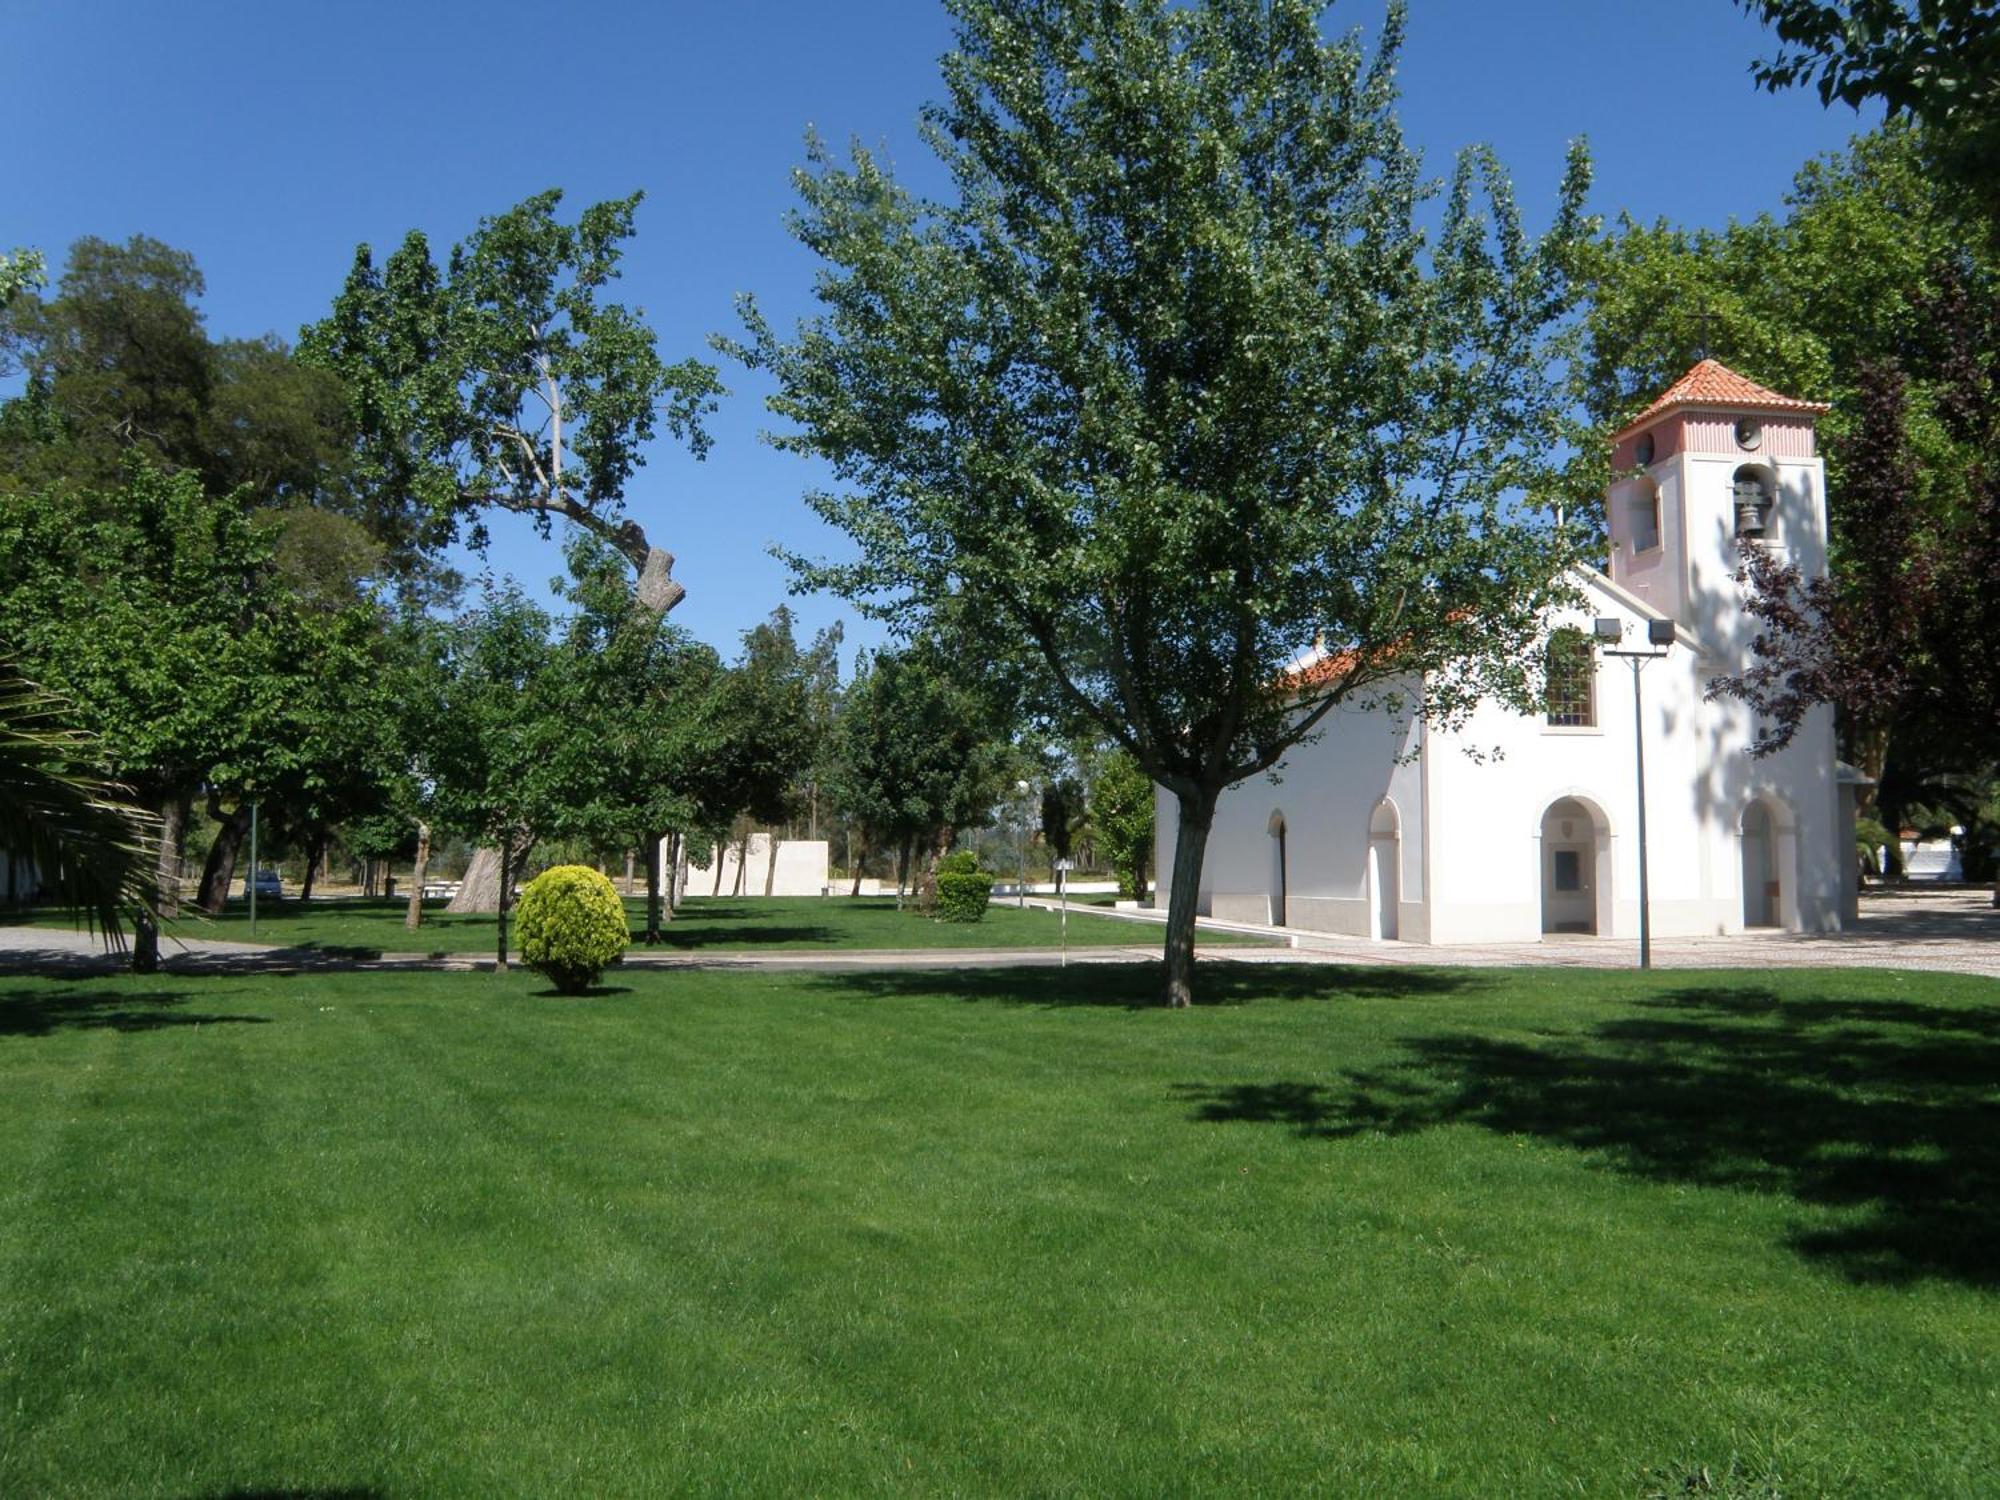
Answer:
[1156,684,1424,936]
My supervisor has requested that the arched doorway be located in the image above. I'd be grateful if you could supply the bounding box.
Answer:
[1268,811,1288,927]
[1540,796,1610,935]
[1368,799,1400,940]
[1740,795,1798,930]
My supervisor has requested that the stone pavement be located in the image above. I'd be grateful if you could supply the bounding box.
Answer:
[2,887,1994,979]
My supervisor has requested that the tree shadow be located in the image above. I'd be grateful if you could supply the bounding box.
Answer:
[815,962,1487,1010]
[642,924,842,950]
[0,985,272,1038]
[1177,983,2000,1286]
[192,1489,386,1499]
[527,984,634,999]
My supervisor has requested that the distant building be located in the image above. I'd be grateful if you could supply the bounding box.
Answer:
[1157,360,1865,943]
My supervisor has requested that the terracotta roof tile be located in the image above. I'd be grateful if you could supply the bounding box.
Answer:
[1612,358,1830,439]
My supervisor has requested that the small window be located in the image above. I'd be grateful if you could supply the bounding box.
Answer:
[1553,849,1582,892]
[1631,482,1661,552]
[1544,629,1595,728]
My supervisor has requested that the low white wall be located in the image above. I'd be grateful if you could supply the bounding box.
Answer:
[679,835,830,897]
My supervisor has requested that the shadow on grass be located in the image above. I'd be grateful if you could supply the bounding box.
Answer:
[0,985,271,1037]
[1179,983,2000,1287]
[637,923,842,950]
[194,1490,386,1499]
[816,962,1487,1009]
[528,985,635,999]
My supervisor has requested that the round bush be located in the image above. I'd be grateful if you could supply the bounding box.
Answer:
[515,865,629,994]
[934,852,994,923]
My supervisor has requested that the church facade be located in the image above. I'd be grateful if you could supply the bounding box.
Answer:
[1155,360,1865,944]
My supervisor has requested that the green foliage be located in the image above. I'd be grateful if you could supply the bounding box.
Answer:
[1090,752,1154,901]
[0,669,157,943]
[0,248,44,315]
[514,863,629,994]
[738,0,1596,1001]
[932,852,994,923]
[828,639,1016,869]
[0,462,391,818]
[1738,0,2000,206]
[301,190,723,597]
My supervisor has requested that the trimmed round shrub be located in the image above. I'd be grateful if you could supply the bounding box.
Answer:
[934,850,994,923]
[515,864,629,994]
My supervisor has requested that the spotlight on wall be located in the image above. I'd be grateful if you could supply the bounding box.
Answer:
[1647,618,1676,647]
[1592,617,1622,641]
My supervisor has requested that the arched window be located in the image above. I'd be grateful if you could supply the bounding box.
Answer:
[1544,628,1595,727]
[1732,465,1772,537]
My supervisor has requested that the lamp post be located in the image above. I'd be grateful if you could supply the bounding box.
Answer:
[1015,779,1031,907]
[247,797,260,939]
[1594,617,1676,969]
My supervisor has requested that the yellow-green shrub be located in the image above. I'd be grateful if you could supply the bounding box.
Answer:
[515,865,629,994]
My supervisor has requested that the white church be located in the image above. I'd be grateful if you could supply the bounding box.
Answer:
[1156,359,1866,945]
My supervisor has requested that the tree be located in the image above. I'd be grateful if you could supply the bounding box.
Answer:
[1089,751,1154,902]
[304,190,725,908]
[410,588,568,968]
[0,462,377,917]
[1737,1,2000,205]
[827,641,1015,908]
[738,0,1593,1003]
[302,189,722,614]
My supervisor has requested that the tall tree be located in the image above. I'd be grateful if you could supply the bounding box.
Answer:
[302,189,721,615]
[827,641,1015,908]
[303,190,724,907]
[738,0,1593,1003]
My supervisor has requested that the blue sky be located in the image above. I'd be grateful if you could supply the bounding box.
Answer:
[6,0,1876,662]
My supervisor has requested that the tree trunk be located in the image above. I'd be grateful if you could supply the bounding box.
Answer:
[664,832,681,917]
[300,827,326,902]
[1162,789,1218,1008]
[644,830,663,943]
[731,833,749,896]
[895,837,912,911]
[197,805,251,914]
[849,833,866,898]
[132,910,159,975]
[916,825,954,911]
[764,827,781,896]
[624,848,636,895]
[495,839,512,971]
[156,793,189,920]
[710,842,724,895]
[448,842,531,913]
[406,820,431,931]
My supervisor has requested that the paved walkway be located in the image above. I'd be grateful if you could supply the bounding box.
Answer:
[1027,888,2000,978]
[3,888,1994,979]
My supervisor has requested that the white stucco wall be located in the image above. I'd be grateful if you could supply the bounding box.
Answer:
[679,834,830,897]
[1156,676,1428,940]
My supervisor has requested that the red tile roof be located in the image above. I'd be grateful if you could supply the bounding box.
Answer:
[1612,358,1830,439]
[1280,647,1361,691]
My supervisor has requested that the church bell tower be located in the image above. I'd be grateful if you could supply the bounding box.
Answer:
[1603,359,1831,664]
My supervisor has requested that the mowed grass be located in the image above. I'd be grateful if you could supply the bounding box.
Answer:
[4,893,1256,957]
[0,962,1994,1497]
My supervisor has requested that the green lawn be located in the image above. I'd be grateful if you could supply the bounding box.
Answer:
[0,961,1993,1495]
[4,894,1256,957]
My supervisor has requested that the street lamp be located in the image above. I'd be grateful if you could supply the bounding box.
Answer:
[1595,616,1676,969]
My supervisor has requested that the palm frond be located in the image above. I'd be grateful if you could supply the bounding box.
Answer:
[0,669,159,948]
